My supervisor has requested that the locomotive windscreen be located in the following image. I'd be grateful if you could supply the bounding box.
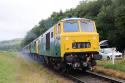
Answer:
[80,21,95,32]
[64,21,78,32]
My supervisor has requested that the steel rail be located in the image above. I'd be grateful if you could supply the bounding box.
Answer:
[86,71,125,83]
[64,74,85,83]
[64,70,125,83]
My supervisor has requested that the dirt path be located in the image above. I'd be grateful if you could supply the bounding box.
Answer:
[16,53,73,83]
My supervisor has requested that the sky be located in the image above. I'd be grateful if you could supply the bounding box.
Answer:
[0,0,82,41]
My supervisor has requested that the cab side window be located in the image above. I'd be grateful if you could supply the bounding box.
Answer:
[54,23,61,37]
[57,23,61,34]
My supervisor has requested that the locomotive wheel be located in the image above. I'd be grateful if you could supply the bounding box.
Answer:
[59,62,67,73]
[53,63,60,71]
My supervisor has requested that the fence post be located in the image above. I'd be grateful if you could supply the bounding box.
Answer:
[112,48,116,64]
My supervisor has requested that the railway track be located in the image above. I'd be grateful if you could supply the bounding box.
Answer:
[64,70,125,83]
[86,71,125,83]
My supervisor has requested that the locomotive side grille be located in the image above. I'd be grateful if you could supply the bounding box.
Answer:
[72,42,91,48]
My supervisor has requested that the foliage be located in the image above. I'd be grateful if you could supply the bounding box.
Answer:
[22,0,125,51]
[114,5,125,51]
[0,39,22,51]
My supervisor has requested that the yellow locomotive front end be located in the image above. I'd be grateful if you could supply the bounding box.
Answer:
[60,18,102,70]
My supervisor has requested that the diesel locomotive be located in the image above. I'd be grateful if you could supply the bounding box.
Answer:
[23,18,102,71]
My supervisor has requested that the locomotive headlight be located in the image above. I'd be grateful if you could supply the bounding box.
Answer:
[65,37,69,40]
[93,36,96,40]
[83,62,87,67]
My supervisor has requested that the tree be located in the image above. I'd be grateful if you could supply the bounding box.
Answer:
[96,5,115,41]
[114,5,125,51]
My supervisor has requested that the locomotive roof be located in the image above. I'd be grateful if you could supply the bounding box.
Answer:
[61,18,91,21]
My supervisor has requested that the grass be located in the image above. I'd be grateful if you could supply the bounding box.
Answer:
[0,51,72,83]
[0,51,17,83]
[97,59,125,72]
[95,59,125,80]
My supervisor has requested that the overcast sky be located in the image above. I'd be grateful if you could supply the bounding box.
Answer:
[0,0,82,41]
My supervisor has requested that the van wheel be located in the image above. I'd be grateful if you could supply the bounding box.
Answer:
[107,56,110,60]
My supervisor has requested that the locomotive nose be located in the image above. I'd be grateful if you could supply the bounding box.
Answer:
[62,33,99,53]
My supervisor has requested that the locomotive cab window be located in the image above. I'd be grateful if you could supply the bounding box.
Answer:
[64,21,79,32]
[80,21,95,32]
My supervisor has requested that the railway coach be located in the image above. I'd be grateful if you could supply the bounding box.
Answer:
[23,18,102,71]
